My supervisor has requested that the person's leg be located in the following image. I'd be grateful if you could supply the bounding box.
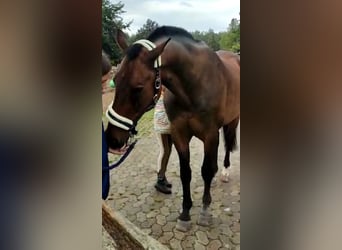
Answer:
[102,124,110,199]
[156,133,172,178]
[155,133,172,194]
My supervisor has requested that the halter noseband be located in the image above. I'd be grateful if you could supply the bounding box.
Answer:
[106,39,162,134]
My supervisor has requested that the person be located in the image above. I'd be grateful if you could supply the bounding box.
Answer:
[154,86,173,194]
[102,51,112,200]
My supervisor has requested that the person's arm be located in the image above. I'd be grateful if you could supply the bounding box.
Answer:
[102,79,115,94]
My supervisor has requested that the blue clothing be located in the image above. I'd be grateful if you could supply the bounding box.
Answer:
[102,123,110,199]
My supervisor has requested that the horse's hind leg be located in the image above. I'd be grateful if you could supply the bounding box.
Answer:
[198,131,219,226]
[221,117,239,182]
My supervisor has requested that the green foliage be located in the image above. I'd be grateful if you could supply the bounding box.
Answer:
[102,0,131,64]
[191,29,220,51]
[191,17,240,52]
[219,18,240,52]
[130,19,159,42]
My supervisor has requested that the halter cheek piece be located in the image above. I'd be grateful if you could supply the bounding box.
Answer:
[106,39,162,135]
[149,69,161,110]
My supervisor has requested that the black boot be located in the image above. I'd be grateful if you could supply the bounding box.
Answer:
[163,177,172,188]
[155,177,172,194]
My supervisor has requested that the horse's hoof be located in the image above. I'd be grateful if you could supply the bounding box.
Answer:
[220,168,230,182]
[176,219,192,232]
[220,174,229,182]
[197,210,213,226]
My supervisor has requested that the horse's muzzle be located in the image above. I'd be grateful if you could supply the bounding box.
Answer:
[105,130,125,149]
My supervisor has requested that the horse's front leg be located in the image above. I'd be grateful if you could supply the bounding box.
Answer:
[198,131,219,226]
[172,133,192,232]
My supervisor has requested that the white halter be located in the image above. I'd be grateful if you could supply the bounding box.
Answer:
[106,101,134,131]
[133,39,162,68]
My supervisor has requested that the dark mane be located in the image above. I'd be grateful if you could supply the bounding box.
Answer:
[147,26,195,42]
[126,26,196,61]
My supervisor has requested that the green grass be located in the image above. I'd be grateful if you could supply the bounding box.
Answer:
[135,109,154,138]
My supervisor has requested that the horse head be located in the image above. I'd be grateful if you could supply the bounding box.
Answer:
[105,29,170,151]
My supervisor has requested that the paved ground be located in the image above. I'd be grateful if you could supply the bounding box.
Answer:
[102,88,240,249]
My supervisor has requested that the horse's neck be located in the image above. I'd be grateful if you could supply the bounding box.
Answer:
[162,73,192,106]
[160,41,197,108]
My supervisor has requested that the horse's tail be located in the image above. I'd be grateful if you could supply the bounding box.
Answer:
[222,117,239,168]
[223,117,239,152]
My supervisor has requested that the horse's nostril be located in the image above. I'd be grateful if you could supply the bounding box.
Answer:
[108,137,118,149]
[106,134,124,150]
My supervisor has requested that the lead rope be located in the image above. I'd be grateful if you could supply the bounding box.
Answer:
[103,138,138,171]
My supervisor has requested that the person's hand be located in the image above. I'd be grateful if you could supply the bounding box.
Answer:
[102,81,113,94]
[102,72,113,94]
[108,144,129,155]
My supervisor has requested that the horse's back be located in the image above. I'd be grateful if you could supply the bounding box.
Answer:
[216,50,240,86]
[216,50,240,69]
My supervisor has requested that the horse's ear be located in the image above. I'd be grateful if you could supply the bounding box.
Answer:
[146,38,171,64]
[115,29,129,51]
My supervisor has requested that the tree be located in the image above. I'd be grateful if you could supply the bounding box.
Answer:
[132,19,159,41]
[220,17,240,52]
[191,30,205,41]
[102,0,131,64]
[228,18,240,32]
[205,29,221,51]
[191,29,220,51]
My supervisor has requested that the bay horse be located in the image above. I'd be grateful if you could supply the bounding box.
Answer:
[105,26,240,231]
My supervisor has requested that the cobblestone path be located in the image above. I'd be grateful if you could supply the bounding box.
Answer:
[103,116,240,250]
